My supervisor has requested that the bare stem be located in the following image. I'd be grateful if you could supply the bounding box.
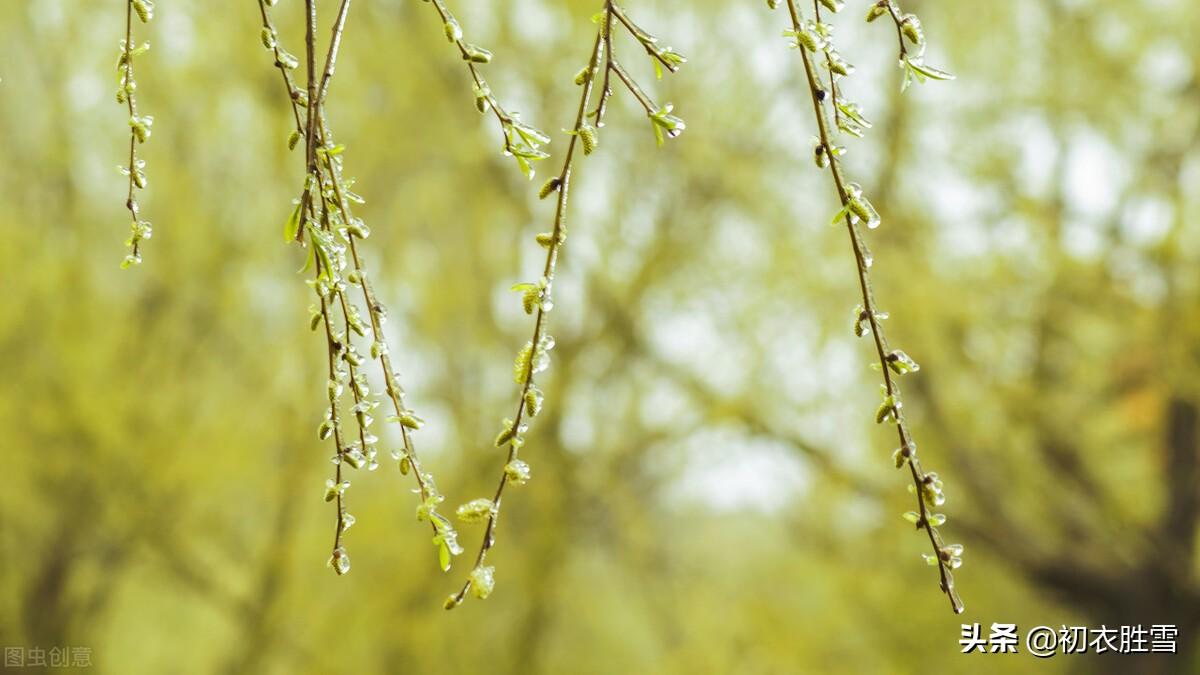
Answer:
[608,59,655,113]
[304,0,319,170]
[317,0,353,109]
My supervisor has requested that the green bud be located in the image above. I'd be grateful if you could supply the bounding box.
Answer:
[539,177,561,200]
[471,82,491,114]
[276,50,299,70]
[886,350,920,375]
[514,343,533,384]
[133,0,154,23]
[494,429,516,450]
[494,424,515,448]
[852,304,870,337]
[845,183,881,229]
[444,18,462,43]
[920,473,946,508]
[875,393,899,424]
[848,196,871,224]
[813,142,828,169]
[463,43,492,64]
[505,459,531,485]
[129,115,153,144]
[648,104,686,146]
[657,49,687,73]
[579,124,598,155]
[900,15,924,45]
[827,52,855,77]
[456,498,496,523]
[469,565,496,599]
[523,386,543,417]
[512,280,546,315]
[324,479,350,502]
[343,448,366,470]
[397,412,424,430]
[789,24,822,52]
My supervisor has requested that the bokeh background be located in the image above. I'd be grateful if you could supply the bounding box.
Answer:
[1,0,1198,672]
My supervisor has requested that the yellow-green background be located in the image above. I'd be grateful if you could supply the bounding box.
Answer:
[1,0,1197,673]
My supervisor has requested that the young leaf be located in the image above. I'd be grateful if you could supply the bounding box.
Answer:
[284,202,302,242]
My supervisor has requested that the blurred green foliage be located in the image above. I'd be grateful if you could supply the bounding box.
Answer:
[0,0,1198,673]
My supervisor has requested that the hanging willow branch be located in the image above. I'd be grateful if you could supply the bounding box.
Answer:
[771,0,962,613]
[445,0,687,609]
[117,0,155,268]
[257,0,460,576]
[423,0,551,178]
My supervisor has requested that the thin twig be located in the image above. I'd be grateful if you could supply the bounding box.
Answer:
[123,1,139,257]
[609,3,680,74]
[783,0,963,613]
[447,9,612,609]
[608,60,656,113]
[118,0,152,267]
[426,0,518,152]
[317,0,353,108]
[256,0,304,135]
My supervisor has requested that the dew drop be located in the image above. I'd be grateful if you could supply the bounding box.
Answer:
[328,547,351,575]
